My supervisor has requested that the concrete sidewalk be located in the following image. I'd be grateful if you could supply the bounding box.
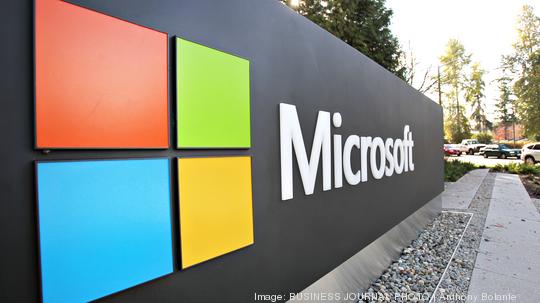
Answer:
[467,174,540,303]
[443,169,489,209]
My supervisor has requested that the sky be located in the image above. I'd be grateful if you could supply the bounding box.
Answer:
[386,0,540,121]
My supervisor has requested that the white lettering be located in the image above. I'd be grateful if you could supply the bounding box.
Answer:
[370,137,385,179]
[343,135,360,185]
[394,139,405,174]
[360,136,372,182]
[384,138,394,177]
[280,103,415,200]
[280,103,331,200]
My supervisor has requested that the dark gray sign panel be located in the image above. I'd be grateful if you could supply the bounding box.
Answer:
[0,0,443,302]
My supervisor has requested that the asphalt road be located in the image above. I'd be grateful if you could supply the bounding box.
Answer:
[446,154,522,167]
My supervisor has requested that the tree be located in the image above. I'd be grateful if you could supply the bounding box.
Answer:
[288,0,326,26]
[472,132,492,144]
[439,39,471,142]
[444,105,471,143]
[465,62,490,132]
[400,42,437,93]
[495,76,516,140]
[282,0,404,78]
[505,5,540,138]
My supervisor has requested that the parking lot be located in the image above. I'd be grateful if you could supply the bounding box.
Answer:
[446,154,522,167]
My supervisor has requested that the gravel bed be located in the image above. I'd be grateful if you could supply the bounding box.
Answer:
[361,172,495,303]
[431,173,494,303]
[361,212,471,303]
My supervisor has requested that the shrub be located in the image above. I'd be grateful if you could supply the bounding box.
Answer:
[473,132,492,144]
[497,140,531,149]
[491,164,505,172]
[444,159,482,182]
[489,163,540,175]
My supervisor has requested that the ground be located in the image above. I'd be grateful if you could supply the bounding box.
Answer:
[447,154,540,200]
[361,169,540,302]
[446,154,521,167]
[520,174,540,199]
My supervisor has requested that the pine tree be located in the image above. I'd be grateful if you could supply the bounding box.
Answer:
[282,0,404,78]
[290,0,326,26]
[495,76,515,141]
[444,105,471,143]
[465,63,490,132]
[439,39,471,142]
[506,5,540,138]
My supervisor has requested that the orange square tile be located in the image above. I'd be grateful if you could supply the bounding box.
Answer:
[35,0,168,148]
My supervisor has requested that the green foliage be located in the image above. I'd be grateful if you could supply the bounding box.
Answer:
[444,105,471,143]
[490,164,505,172]
[497,140,531,149]
[282,0,404,78]
[444,159,484,182]
[287,0,329,31]
[505,5,540,138]
[472,132,492,144]
[440,39,471,95]
[465,63,490,132]
[440,39,472,143]
[495,75,516,137]
[491,163,540,175]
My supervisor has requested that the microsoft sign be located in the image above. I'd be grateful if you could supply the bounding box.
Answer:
[280,103,416,200]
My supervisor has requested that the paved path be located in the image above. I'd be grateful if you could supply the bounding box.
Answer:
[467,174,540,303]
[442,169,489,209]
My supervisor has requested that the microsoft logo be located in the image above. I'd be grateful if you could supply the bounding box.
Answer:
[35,1,253,302]
[175,38,253,268]
[176,38,251,148]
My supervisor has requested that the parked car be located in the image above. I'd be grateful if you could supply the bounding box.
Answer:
[444,144,461,156]
[521,142,540,164]
[457,139,486,155]
[483,144,521,159]
[478,146,487,155]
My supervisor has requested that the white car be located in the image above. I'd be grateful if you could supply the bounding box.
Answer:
[457,139,486,155]
[521,142,540,164]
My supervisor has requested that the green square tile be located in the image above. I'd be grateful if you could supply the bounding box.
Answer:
[176,38,250,148]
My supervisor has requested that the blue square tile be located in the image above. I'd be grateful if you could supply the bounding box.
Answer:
[36,158,173,303]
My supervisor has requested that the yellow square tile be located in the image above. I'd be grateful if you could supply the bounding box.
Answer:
[178,156,254,268]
